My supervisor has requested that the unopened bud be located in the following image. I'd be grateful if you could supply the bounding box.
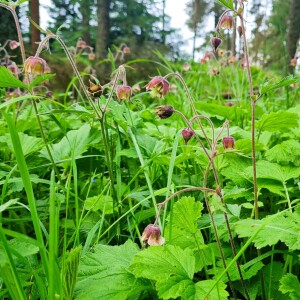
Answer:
[222,136,235,149]
[237,26,243,37]
[9,40,20,50]
[210,37,222,51]
[181,128,194,144]
[155,105,174,119]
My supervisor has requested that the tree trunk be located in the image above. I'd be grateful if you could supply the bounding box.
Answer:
[29,0,40,52]
[286,0,300,74]
[96,0,110,60]
[81,0,91,45]
[161,0,166,44]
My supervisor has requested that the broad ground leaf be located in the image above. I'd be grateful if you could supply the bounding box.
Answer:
[244,160,300,183]
[75,240,150,300]
[235,213,300,250]
[265,140,300,165]
[0,66,28,90]
[263,262,284,300]
[194,280,229,300]
[279,273,300,300]
[256,111,298,133]
[130,245,195,299]
[40,124,99,163]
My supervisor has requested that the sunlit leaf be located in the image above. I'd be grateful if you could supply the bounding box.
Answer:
[0,66,28,90]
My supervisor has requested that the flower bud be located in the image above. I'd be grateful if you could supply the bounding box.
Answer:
[220,13,234,29]
[123,46,130,54]
[155,105,174,119]
[181,128,194,144]
[237,26,243,37]
[141,224,165,246]
[210,37,222,51]
[7,62,19,77]
[87,80,102,97]
[45,91,53,98]
[228,56,235,64]
[9,40,20,50]
[76,39,86,49]
[88,52,95,60]
[116,85,132,101]
[24,56,50,75]
[132,84,141,93]
[222,136,235,149]
[145,76,170,98]
[290,58,297,67]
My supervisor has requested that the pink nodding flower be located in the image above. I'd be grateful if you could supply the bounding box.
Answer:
[145,76,170,98]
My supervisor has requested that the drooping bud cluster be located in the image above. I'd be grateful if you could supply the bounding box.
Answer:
[155,105,174,119]
[145,76,170,98]
[24,56,50,75]
[222,136,235,149]
[141,224,165,246]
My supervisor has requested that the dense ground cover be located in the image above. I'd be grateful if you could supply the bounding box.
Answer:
[1,1,300,299]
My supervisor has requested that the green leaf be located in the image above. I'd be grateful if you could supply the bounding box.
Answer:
[279,273,300,300]
[260,75,300,95]
[265,140,300,165]
[235,213,300,250]
[195,280,229,300]
[244,160,300,183]
[256,111,298,133]
[29,73,56,89]
[75,241,150,300]
[0,66,29,90]
[85,195,114,214]
[0,199,18,213]
[130,245,197,299]
[216,0,234,10]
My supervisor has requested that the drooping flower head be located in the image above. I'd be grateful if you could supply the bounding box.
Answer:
[24,56,50,75]
[9,40,20,50]
[141,224,165,246]
[145,76,170,98]
[220,13,234,29]
[222,136,235,149]
[76,39,86,49]
[116,85,132,102]
[181,128,194,144]
[87,80,102,97]
[155,105,174,119]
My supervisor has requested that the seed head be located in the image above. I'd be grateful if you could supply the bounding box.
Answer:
[222,136,235,149]
[155,105,174,119]
[24,56,50,75]
[181,128,194,144]
[87,80,102,97]
[210,37,222,51]
[141,224,165,246]
[145,76,170,98]
[116,85,132,102]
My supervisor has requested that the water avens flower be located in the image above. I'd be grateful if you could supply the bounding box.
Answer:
[76,39,86,49]
[145,76,170,98]
[24,56,50,75]
[155,105,174,119]
[116,85,132,101]
[222,136,235,149]
[220,13,234,29]
[141,224,165,246]
[87,80,102,97]
[9,40,20,50]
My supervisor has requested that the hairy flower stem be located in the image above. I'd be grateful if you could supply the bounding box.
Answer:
[174,109,249,299]
[239,14,258,220]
